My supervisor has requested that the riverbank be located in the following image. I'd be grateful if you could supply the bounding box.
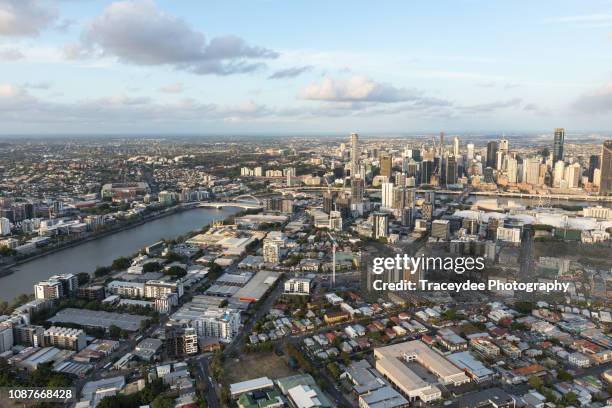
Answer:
[0,204,201,274]
[0,206,241,300]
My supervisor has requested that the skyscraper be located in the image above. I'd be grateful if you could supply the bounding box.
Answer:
[445,155,457,185]
[600,140,612,196]
[351,177,364,204]
[553,160,565,188]
[466,143,475,161]
[452,136,460,157]
[553,128,565,163]
[524,157,541,186]
[486,141,498,168]
[323,190,335,214]
[380,153,392,178]
[350,132,359,178]
[506,155,518,183]
[373,212,389,239]
[381,182,394,208]
[588,154,600,183]
[420,160,434,185]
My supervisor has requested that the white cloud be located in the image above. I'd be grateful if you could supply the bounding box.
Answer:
[0,0,57,37]
[65,0,277,75]
[159,83,184,94]
[302,75,425,103]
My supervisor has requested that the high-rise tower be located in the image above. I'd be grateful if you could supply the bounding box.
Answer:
[553,128,565,163]
[350,133,359,178]
[486,141,498,169]
[600,140,612,195]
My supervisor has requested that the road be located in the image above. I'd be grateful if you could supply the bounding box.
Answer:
[192,354,220,408]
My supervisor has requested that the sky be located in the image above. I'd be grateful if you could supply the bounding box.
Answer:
[1,0,612,135]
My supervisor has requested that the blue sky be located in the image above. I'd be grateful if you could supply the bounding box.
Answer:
[1,0,612,135]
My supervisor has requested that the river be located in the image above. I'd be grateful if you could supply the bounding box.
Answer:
[0,207,240,302]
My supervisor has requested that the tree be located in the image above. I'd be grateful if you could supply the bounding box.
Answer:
[563,391,578,405]
[143,262,161,273]
[557,369,573,381]
[76,272,90,286]
[165,266,186,278]
[528,376,543,390]
[94,266,112,277]
[514,301,536,314]
[111,257,131,271]
[109,324,122,339]
[151,395,174,408]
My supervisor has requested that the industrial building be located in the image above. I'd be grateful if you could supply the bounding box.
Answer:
[374,340,470,403]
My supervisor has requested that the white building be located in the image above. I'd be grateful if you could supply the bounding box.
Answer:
[0,218,10,236]
[0,324,14,353]
[284,278,312,295]
[263,232,285,264]
[170,306,241,343]
[496,227,521,243]
[144,280,184,299]
[569,352,591,368]
[43,326,86,351]
[381,182,394,209]
[107,281,145,298]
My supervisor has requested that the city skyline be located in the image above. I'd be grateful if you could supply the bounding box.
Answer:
[2,0,612,134]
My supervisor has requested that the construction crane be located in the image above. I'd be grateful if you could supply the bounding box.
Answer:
[326,231,338,288]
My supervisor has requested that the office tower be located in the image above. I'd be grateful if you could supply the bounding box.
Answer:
[380,153,392,177]
[401,207,414,229]
[406,161,418,178]
[499,139,509,153]
[507,156,518,183]
[421,160,434,185]
[350,132,359,178]
[496,150,506,172]
[393,187,407,211]
[439,132,445,156]
[431,220,450,240]
[322,190,335,214]
[405,188,416,208]
[483,167,496,183]
[588,154,600,183]
[486,141,498,168]
[566,162,581,189]
[381,182,394,208]
[410,149,422,162]
[351,177,364,204]
[453,136,460,157]
[600,140,612,195]
[553,161,565,187]
[524,157,541,186]
[372,212,389,239]
[553,128,565,163]
[466,143,475,161]
[445,155,457,185]
[335,193,352,219]
[421,202,434,220]
[0,218,9,236]
[395,172,406,187]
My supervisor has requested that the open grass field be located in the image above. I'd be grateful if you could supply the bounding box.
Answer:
[224,351,295,383]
